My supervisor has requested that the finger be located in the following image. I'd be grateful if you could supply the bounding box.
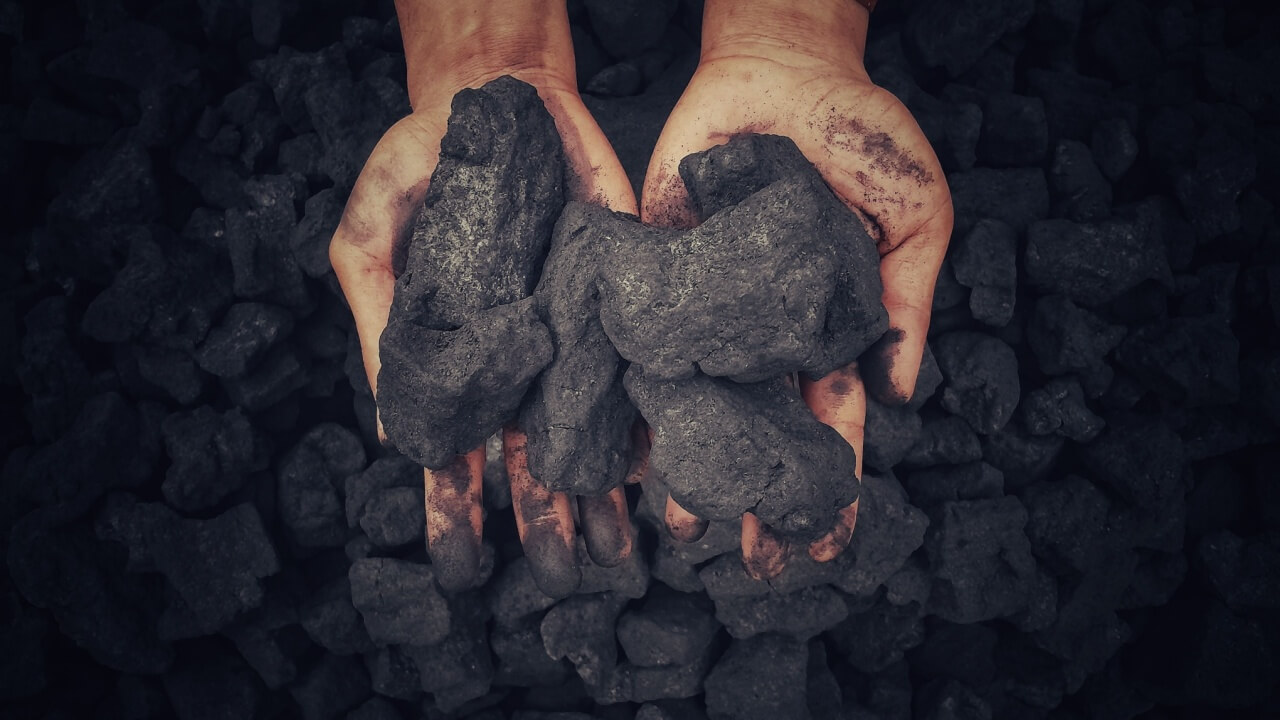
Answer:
[809,499,860,563]
[424,448,484,592]
[329,115,445,438]
[860,211,952,404]
[800,362,866,563]
[665,495,709,543]
[540,92,637,214]
[578,487,633,568]
[741,512,790,581]
[504,426,580,597]
[624,421,651,485]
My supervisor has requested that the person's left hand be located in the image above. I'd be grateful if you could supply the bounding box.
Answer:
[641,0,954,579]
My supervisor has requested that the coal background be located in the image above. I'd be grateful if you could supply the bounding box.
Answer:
[2,0,1279,719]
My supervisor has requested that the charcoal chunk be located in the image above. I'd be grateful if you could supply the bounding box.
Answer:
[541,593,625,689]
[358,487,422,548]
[1020,377,1104,441]
[379,76,562,469]
[1048,140,1112,222]
[344,455,420,530]
[713,585,848,640]
[1026,295,1126,375]
[195,302,295,378]
[348,558,450,647]
[492,621,571,687]
[948,169,1049,234]
[926,497,1037,623]
[364,646,423,701]
[289,654,371,720]
[1080,415,1184,509]
[975,93,1048,167]
[161,406,269,512]
[904,0,1035,76]
[1174,124,1256,239]
[835,472,930,598]
[1114,316,1240,406]
[406,594,493,711]
[97,499,279,635]
[704,635,810,720]
[616,587,719,667]
[1023,475,1111,572]
[1091,117,1138,181]
[163,653,260,720]
[278,423,366,547]
[625,368,858,541]
[828,595,925,673]
[300,577,375,656]
[904,462,1004,507]
[935,331,1020,435]
[1197,531,1280,613]
[600,135,887,383]
[520,203,636,495]
[1025,217,1171,306]
[904,416,983,467]
[863,396,923,471]
[951,219,1016,327]
[584,0,678,59]
[487,557,559,628]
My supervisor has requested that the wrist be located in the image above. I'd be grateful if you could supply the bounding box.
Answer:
[395,0,578,109]
[701,0,870,76]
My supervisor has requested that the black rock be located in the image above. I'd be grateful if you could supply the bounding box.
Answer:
[407,593,493,711]
[1020,377,1104,442]
[600,134,887,383]
[348,558,451,647]
[1025,216,1171,306]
[1080,414,1185,509]
[583,0,678,59]
[704,634,811,720]
[300,577,375,656]
[903,415,983,468]
[1090,117,1138,182]
[625,368,858,541]
[950,219,1017,327]
[344,455,420,530]
[541,592,625,689]
[904,0,1035,76]
[1174,123,1256,240]
[1114,316,1240,407]
[520,202,636,496]
[161,406,269,512]
[948,168,1049,234]
[195,302,295,378]
[163,652,260,720]
[486,557,559,628]
[278,423,366,547]
[1026,294,1126,376]
[492,620,572,687]
[364,646,423,702]
[616,586,719,667]
[863,396,923,472]
[1022,475,1112,572]
[712,585,848,640]
[379,76,563,469]
[289,654,371,720]
[979,419,1065,491]
[925,497,1037,623]
[1196,531,1280,613]
[225,175,309,310]
[935,331,1020,435]
[975,93,1048,167]
[835,472,930,598]
[903,462,1004,507]
[358,487,422,548]
[97,498,280,635]
[1048,140,1112,223]
[828,595,925,673]
[222,345,309,413]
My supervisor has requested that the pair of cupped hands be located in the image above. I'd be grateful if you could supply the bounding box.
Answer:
[330,0,953,594]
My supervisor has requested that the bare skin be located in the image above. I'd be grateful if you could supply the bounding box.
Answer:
[642,0,954,578]
[329,0,638,594]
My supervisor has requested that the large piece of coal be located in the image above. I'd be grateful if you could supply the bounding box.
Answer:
[934,331,1021,435]
[160,406,270,512]
[277,423,366,548]
[378,76,562,469]
[599,134,887,383]
[348,557,451,647]
[1024,215,1171,306]
[703,634,811,720]
[519,202,636,495]
[624,367,858,541]
[925,496,1037,623]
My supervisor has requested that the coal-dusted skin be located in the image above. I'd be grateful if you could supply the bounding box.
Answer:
[624,366,859,542]
[377,77,563,469]
[520,202,637,496]
[599,134,888,383]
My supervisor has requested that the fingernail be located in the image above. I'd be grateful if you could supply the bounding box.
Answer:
[428,531,481,592]
[580,494,632,568]
[523,525,581,599]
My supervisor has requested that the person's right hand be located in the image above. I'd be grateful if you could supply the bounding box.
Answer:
[329,0,640,595]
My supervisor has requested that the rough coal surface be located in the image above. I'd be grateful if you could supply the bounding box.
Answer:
[625,368,859,541]
[6,2,1279,719]
[599,134,887,383]
[378,76,563,468]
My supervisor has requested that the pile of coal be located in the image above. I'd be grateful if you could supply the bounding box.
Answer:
[3,0,1278,718]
